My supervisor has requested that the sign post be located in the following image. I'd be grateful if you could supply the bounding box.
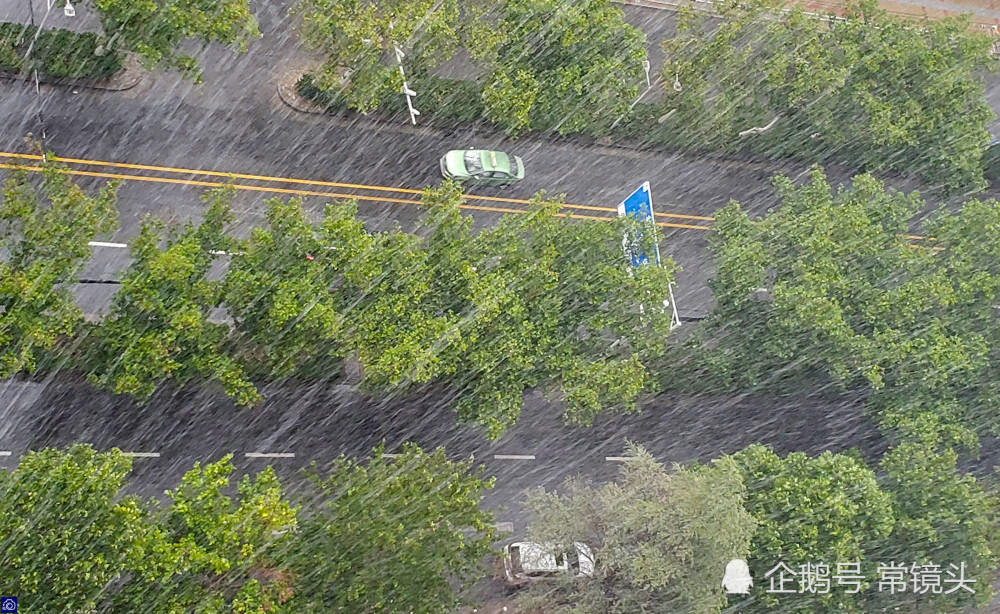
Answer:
[617,182,682,330]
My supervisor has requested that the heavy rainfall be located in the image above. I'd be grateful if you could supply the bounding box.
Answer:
[0,0,998,611]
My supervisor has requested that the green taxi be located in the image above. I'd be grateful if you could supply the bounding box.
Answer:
[440,149,525,186]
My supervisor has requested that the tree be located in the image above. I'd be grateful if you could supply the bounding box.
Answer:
[443,189,677,435]
[111,456,298,613]
[0,153,117,377]
[480,0,647,136]
[87,0,261,81]
[865,434,999,611]
[687,166,1000,449]
[660,0,995,190]
[731,444,895,613]
[285,443,496,614]
[224,197,350,379]
[0,445,149,613]
[519,442,756,614]
[87,186,259,406]
[293,0,477,113]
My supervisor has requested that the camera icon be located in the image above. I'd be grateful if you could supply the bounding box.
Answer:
[0,597,16,613]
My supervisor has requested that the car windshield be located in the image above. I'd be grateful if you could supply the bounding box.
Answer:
[464,151,483,173]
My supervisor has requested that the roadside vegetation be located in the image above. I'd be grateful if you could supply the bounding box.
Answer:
[2,154,677,437]
[0,0,259,82]
[2,0,1000,609]
[296,0,996,191]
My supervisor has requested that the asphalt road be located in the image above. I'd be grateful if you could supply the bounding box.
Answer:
[0,0,996,543]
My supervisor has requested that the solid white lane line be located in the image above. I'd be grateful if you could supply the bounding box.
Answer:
[606,456,637,462]
[493,454,536,460]
[89,241,232,256]
[245,452,295,458]
[122,452,160,457]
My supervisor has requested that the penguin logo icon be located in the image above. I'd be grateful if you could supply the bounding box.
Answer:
[722,559,753,594]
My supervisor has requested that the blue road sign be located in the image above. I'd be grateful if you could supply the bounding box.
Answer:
[617,181,661,267]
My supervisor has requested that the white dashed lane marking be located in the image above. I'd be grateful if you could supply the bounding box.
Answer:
[606,456,637,462]
[122,452,160,458]
[494,454,536,460]
[245,452,295,458]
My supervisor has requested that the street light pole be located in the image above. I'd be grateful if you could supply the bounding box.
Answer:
[23,0,74,160]
[388,21,419,125]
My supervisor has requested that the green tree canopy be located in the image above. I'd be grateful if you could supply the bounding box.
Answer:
[88,0,260,81]
[293,0,483,112]
[427,186,677,435]
[286,443,496,614]
[660,0,995,190]
[731,444,895,613]
[223,197,350,379]
[519,442,756,614]
[112,456,298,613]
[866,434,999,610]
[480,0,647,136]
[86,186,259,406]
[0,154,117,377]
[0,446,148,613]
[688,166,1000,449]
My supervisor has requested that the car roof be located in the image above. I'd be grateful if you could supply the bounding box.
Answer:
[476,150,514,174]
[512,542,562,572]
[510,541,594,574]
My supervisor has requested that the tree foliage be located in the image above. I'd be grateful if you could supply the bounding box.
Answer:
[866,434,999,610]
[480,0,647,136]
[732,444,895,613]
[87,186,259,406]
[689,166,1000,449]
[1,443,496,613]
[286,443,496,614]
[0,154,117,377]
[111,456,298,613]
[293,0,475,113]
[422,185,676,435]
[87,0,260,81]
[661,0,995,190]
[0,446,148,614]
[519,443,755,614]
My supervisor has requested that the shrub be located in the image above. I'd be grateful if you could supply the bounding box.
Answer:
[0,22,122,80]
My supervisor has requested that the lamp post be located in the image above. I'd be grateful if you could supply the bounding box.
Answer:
[23,0,74,160]
[387,21,419,125]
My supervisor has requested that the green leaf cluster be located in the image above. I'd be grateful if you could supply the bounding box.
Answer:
[0,443,494,614]
[0,154,117,377]
[87,0,260,82]
[690,165,1000,449]
[480,0,647,136]
[660,0,995,190]
[0,23,124,79]
[519,442,756,614]
[293,0,468,113]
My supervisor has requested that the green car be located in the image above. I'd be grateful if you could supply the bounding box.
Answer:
[440,149,525,186]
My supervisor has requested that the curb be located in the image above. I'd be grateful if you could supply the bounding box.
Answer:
[276,68,326,115]
[0,52,144,92]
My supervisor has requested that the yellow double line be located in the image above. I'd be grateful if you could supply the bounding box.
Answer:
[0,151,941,248]
[0,152,715,231]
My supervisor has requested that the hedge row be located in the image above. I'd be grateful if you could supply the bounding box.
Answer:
[0,22,122,80]
[297,72,764,158]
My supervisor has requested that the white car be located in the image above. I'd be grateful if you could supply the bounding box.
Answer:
[502,541,595,586]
